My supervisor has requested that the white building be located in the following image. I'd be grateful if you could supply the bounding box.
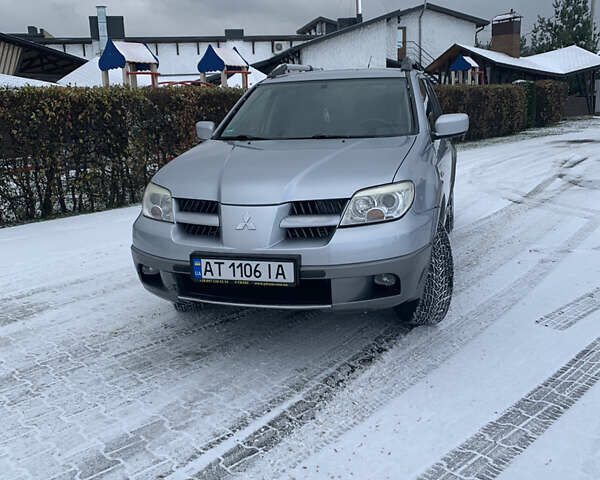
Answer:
[13,9,313,83]
[256,3,489,72]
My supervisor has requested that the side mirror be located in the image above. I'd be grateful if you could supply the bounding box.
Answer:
[196,121,215,141]
[433,114,469,139]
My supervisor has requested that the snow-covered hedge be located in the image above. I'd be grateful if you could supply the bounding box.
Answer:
[0,86,243,225]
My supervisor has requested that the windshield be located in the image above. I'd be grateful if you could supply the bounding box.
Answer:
[217,78,415,140]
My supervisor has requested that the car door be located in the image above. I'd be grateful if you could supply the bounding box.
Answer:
[419,77,454,212]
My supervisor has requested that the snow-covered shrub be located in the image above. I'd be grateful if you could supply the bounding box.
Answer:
[0,86,243,225]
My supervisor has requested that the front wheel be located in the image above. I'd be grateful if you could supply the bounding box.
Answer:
[395,225,454,325]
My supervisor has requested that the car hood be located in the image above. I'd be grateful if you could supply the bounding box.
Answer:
[153,137,417,204]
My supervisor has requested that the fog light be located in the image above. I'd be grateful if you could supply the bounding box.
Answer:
[141,265,159,275]
[374,273,398,287]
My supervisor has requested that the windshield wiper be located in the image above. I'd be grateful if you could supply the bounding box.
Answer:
[219,134,267,141]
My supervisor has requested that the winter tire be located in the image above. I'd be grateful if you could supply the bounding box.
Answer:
[395,225,454,325]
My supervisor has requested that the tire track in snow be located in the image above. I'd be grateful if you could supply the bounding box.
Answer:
[172,317,410,471]
[231,217,600,479]
[171,322,412,479]
[417,336,600,480]
[535,287,600,331]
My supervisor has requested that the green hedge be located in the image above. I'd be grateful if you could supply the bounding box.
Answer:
[434,84,527,141]
[535,80,569,126]
[523,82,537,129]
[0,86,243,225]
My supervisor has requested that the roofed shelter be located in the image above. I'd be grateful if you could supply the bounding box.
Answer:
[198,45,250,88]
[0,32,84,82]
[98,39,159,87]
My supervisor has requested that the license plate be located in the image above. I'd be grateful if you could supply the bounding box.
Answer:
[190,255,298,286]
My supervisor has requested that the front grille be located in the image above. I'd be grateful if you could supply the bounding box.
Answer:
[290,199,348,216]
[180,223,219,237]
[177,198,219,214]
[286,226,336,240]
[178,275,332,307]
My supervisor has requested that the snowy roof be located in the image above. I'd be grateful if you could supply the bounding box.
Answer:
[198,45,248,73]
[429,44,600,77]
[493,12,522,22]
[464,56,479,68]
[0,73,59,88]
[98,39,158,71]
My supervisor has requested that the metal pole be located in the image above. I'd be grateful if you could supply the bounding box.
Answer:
[96,5,108,53]
[419,0,428,67]
[592,0,597,33]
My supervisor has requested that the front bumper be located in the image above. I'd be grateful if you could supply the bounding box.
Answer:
[131,244,431,311]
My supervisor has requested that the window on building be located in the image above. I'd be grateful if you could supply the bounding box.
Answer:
[397,27,407,60]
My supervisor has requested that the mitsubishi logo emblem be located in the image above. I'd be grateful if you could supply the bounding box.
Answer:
[235,213,256,231]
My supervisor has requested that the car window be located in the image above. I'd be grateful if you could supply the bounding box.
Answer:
[419,78,439,131]
[425,79,442,118]
[217,78,415,140]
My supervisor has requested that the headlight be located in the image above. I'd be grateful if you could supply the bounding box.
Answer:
[340,181,415,226]
[142,183,174,223]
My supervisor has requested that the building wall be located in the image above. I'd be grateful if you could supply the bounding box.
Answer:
[300,20,392,69]
[420,10,477,63]
[395,9,477,66]
[293,10,477,71]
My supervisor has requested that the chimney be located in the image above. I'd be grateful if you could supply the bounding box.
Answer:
[491,10,522,58]
[97,5,108,52]
[27,26,38,36]
[356,0,363,22]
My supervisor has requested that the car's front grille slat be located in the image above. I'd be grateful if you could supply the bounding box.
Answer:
[180,223,219,237]
[286,198,348,240]
[176,198,220,238]
[177,198,219,215]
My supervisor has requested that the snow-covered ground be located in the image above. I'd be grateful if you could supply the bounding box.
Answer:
[1,118,599,480]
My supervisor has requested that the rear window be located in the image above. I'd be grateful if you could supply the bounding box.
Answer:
[217,78,415,140]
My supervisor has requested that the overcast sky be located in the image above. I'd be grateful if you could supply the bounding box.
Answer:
[1,0,598,42]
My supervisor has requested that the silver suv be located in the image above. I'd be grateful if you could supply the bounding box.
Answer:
[131,65,468,325]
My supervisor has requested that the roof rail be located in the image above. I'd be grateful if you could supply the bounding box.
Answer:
[268,63,322,78]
